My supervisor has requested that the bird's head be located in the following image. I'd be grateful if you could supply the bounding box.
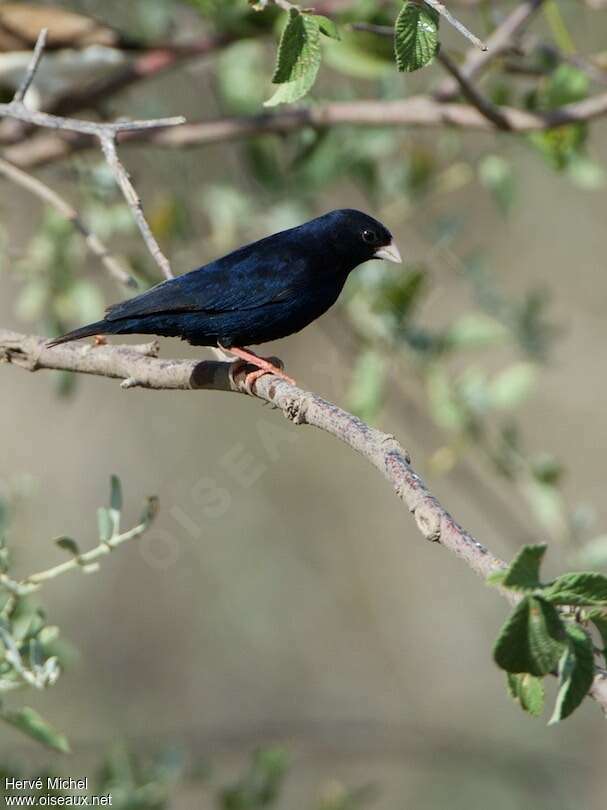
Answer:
[315,209,402,269]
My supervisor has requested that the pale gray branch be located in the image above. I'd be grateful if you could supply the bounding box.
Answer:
[1,326,606,714]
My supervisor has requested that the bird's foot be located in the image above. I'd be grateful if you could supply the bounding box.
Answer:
[222,345,296,393]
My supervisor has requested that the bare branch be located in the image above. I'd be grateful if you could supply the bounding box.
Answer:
[351,24,508,130]
[8,88,607,171]
[435,0,546,100]
[0,156,136,289]
[423,0,487,51]
[12,28,48,104]
[436,49,511,130]
[99,134,173,281]
[1,326,606,713]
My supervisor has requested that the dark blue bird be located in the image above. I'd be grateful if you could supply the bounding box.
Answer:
[48,209,401,385]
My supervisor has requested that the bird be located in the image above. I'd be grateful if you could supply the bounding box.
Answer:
[48,209,402,388]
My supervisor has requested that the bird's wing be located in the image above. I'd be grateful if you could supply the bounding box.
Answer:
[105,241,308,322]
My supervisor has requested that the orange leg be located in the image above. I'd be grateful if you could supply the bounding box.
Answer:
[220,344,296,391]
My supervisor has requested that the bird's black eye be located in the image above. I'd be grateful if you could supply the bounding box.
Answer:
[362,229,378,244]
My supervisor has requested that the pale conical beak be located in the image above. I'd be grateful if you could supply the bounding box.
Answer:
[374,239,402,264]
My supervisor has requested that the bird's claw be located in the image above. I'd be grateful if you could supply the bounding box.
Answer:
[228,357,295,394]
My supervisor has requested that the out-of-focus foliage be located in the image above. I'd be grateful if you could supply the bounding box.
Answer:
[0,478,157,753]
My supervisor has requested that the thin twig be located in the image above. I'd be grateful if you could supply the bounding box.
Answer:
[0,29,183,281]
[351,23,508,129]
[12,28,48,104]
[436,49,511,129]
[0,156,136,289]
[435,0,546,100]
[1,327,607,714]
[423,0,487,51]
[100,135,173,281]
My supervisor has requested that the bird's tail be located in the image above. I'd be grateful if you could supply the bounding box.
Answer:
[47,319,111,348]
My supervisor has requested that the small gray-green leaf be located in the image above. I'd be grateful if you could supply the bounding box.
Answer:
[544,572,607,606]
[0,706,70,753]
[394,1,439,73]
[549,624,595,723]
[54,536,80,558]
[97,507,113,542]
[110,475,123,513]
[494,595,566,676]
[506,672,545,717]
[500,544,547,591]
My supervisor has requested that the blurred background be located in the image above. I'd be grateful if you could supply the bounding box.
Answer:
[1,0,607,807]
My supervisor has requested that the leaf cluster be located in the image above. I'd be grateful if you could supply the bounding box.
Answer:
[490,545,607,723]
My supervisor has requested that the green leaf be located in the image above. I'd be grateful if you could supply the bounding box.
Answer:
[97,507,113,542]
[498,544,547,591]
[0,706,70,753]
[506,672,545,716]
[394,1,439,73]
[494,595,566,676]
[266,9,321,106]
[549,624,595,723]
[544,572,607,606]
[110,475,123,513]
[586,609,607,651]
[489,363,536,410]
[313,14,340,40]
[54,536,80,558]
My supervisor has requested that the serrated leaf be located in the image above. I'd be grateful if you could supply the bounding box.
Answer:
[54,536,80,558]
[394,1,439,73]
[110,475,123,513]
[549,624,595,723]
[313,15,340,40]
[506,672,545,716]
[0,706,70,753]
[266,9,321,106]
[265,71,319,106]
[500,544,547,591]
[544,572,607,606]
[97,508,113,542]
[494,595,566,676]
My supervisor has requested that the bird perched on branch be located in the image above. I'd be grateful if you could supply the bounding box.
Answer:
[48,209,402,388]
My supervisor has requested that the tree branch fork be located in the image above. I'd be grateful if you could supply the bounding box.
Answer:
[2,327,606,714]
